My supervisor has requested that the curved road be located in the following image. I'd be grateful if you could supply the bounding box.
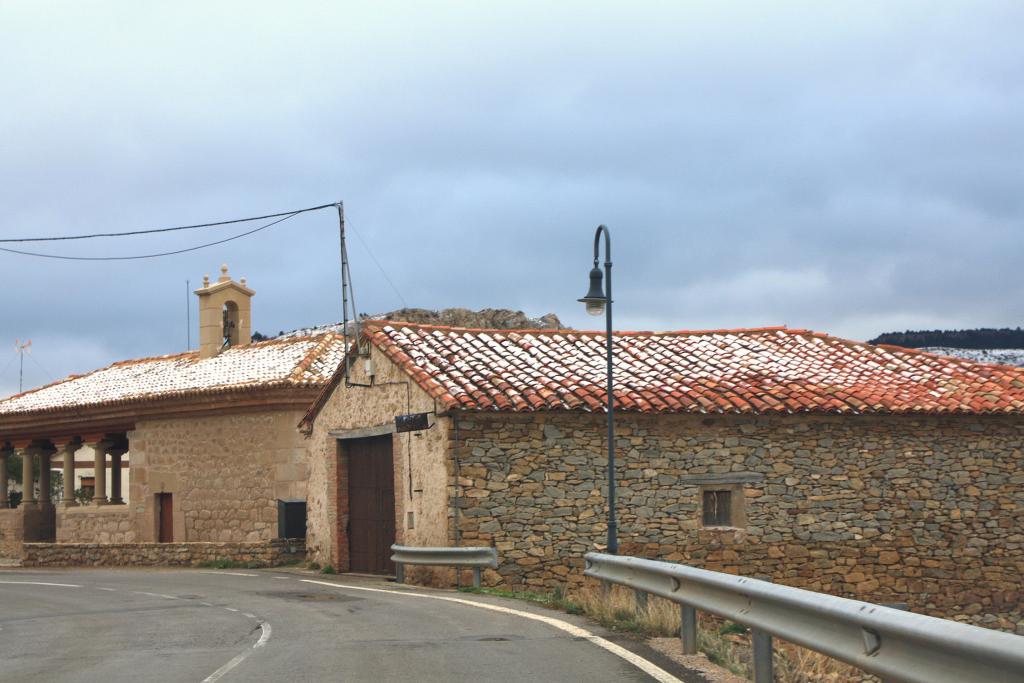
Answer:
[0,568,698,682]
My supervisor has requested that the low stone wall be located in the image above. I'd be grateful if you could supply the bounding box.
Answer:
[0,509,22,559]
[57,506,136,543]
[21,538,305,567]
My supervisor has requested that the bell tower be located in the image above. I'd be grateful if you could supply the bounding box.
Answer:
[194,264,255,358]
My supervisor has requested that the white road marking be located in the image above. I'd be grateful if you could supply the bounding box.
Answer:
[133,591,178,600]
[224,607,239,612]
[301,580,681,683]
[255,621,272,648]
[201,621,271,683]
[198,571,259,577]
[0,581,81,587]
[272,576,290,580]
[97,587,117,592]
[200,602,214,607]
[243,612,257,619]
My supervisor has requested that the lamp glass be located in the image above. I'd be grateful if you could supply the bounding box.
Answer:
[585,300,606,316]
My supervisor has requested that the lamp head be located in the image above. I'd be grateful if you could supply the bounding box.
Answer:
[578,266,607,317]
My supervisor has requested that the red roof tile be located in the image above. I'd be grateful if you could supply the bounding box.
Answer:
[363,322,1024,415]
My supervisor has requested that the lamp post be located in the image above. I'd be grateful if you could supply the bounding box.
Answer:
[578,224,617,554]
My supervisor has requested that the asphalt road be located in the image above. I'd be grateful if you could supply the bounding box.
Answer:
[0,568,697,682]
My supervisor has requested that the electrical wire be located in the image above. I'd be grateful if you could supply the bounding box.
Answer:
[0,354,16,382]
[0,213,300,261]
[27,353,56,383]
[348,221,409,308]
[0,202,337,243]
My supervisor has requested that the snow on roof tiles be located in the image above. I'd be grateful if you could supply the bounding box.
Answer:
[365,323,1024,415]
[0,333,347,416]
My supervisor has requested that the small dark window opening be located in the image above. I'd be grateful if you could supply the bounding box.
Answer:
[277,499,307,539]
[703,489,732,527]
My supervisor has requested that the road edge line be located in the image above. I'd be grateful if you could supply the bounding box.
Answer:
[300,579,681,683]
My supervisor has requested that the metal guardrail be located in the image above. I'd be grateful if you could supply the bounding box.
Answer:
[390,544,498,588]
[585,552,1024,683]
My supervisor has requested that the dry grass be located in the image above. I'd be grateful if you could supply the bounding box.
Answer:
[569,583,873,682]
[774,643,876,683]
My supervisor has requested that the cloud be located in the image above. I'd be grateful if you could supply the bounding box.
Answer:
[1,1,1022,393]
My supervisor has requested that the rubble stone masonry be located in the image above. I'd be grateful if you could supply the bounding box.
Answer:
[450,412,1023,630]
[21,538,304,567]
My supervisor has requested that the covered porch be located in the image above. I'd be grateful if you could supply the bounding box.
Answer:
[0,431,134,556]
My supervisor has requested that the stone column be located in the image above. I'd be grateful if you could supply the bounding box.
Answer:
[109,449,125,505]
[91,442,108,506]
[0,449,9,508]
[38,448,52,505]
[21,447,37,506]
[58,440,79,507]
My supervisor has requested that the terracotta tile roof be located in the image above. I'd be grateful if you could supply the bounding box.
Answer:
[364,322,1024,415]
[0,333,347,417]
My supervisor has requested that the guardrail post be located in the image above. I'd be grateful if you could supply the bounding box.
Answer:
[473,567,482,588]
[749,574,774,682]
[679,604,697,655]
[634,589,648,615]
[752,629,774,682]
[395,562,405,584]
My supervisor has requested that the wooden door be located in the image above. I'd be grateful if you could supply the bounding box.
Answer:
[347,436,396,574]
[157,493,173,543]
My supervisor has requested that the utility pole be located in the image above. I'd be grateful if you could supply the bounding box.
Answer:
[14,339,31,392]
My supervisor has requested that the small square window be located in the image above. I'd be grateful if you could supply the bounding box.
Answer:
[703,489,732,527]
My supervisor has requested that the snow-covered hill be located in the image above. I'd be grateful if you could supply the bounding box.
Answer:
[919,347,1024,367]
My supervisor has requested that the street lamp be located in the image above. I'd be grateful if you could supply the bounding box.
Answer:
[578,224,617,554]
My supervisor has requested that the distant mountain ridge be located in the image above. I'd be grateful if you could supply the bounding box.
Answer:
[869,328,1024,350]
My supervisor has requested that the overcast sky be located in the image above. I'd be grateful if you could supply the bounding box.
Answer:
[1,2,1022,397]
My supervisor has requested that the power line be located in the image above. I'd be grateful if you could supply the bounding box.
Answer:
[0,212,300,261]
[348,221,409,308]
[0,202,337,243]
[27,352,56,385]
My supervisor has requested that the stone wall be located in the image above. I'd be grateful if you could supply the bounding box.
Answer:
[0,509,22,559]
[450,412,1023,630]
[57,506,136,543]
[21,538,305,567]
[127,409,309,543]
[305,342,450,571]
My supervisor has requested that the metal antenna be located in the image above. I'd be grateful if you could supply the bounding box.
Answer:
[14,339,31,392]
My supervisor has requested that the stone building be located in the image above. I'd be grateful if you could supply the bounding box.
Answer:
[301,322,1023,629]
[0,266,345,563]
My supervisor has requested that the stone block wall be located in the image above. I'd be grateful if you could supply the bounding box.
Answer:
[0,509,22,559]
[305,342,451,570]
[21,538,305,567]
[128,408,309,543]
[58,506,136,543]
[450,412,1023,630]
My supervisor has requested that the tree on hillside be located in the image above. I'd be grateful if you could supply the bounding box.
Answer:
[869,328,1024,349]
